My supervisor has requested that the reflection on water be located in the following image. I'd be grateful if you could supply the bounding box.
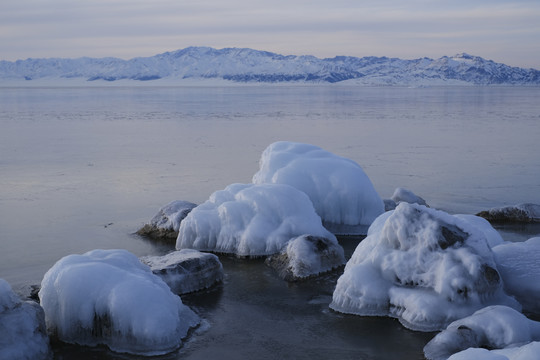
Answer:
[1,85,539,359]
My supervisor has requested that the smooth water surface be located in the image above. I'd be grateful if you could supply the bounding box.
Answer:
[1,85,539,359]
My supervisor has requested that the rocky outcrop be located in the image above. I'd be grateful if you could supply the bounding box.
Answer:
[476,203,540,223]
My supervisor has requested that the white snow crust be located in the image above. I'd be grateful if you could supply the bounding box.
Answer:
[391,187,427,206]
[141,249,223,294]
[0,279,51,360]
[448,343,540,360]
[39,249,200,356]
[330,203,520,332]
[176,183,335,257]
[454,214,505,248]
[493,237,540,313]
[424,305,540,360]
[252,141,384,226]
[148,200,197,232]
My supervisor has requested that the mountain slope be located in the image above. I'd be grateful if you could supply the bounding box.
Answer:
[1,47,539,85]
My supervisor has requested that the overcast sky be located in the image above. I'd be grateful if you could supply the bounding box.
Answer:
[2,0,539,69]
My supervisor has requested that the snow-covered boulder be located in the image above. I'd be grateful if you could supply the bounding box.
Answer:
[265,234,345,281]
[176,183,335,257]
[454,214,505,248]
[477,203,540,223]
[39,249,200,356]
[330,203,520,332]
[391,187,428,207]
[0,279,51,360]
[137,200,197,240]
[252,141,384,227]
[493,237,540,313]
[447,342,540,360]
[424,305,540,360]
[141,249,223,294]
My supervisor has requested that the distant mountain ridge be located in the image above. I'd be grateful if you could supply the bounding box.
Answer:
[1,46,539,86]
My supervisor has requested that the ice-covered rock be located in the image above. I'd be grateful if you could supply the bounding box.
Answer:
[330,203,520,332]
[424,305,540,360]
[447,342,540,360]
[493,237,540,313]
[477,203,540,223]
[176,183,335,257]
[39,249,200,356]
[454,214,505,248]
[141,249,223,294]
[391,187,428,207]
[137,200,197,240]
[252,141,384,227]
[265,234,345,281]
[0,279,51,360]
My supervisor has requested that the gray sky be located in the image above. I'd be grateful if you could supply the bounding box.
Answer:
[2,0,540,69]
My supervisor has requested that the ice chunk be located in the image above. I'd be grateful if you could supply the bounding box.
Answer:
[141,249,223,294]
[265,234,345,281]
[330,203,520,332]
[391,187,428,206]
[476,203,540,223]
[137,200,197,240]
[39,249,200,356]
[0,279,51,360]
[252,141,384,226]
[176,183,335,257]
[448,342,540,360]
[424,305,540,360]
[493,237,540,313]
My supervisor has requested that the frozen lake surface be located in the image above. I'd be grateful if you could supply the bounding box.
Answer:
[1,85,539,359]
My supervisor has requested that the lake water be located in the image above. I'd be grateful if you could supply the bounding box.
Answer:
[1,85,539,359]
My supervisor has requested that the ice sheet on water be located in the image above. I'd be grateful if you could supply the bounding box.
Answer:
[330,203,520,332]
[39,249,200,356]
[424,305,540,360]
[493,237,540,313]
[0,278,51,360]
[176,183,335,257]
[252,141,384,226]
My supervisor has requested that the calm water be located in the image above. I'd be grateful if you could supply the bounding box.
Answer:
[1,85,539,359]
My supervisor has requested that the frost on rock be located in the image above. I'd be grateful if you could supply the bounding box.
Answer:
[330,203,520,332]
[252,141,384,228]
[424,305,540,360]
[176,183,335,257]
[476,203,540,223]
[391,187,428,207]
[493,237,540,314]
[141,249,223,294]
[454,214,505,248]
[0,279,51,360]
[265,234,345,281]
[39,249,200,356]
[137,200,197,241]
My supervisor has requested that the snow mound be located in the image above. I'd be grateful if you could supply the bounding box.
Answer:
[477,203,540,223]
[39,249,200,356]
[176,183,335,257]
[330,203,520,332]
[448,342,540,360]
[391,187,428,206]
[252,141,384,226]
[493,237,540,313]
[424,305,540,360]
[141,249,223,294]
[0,279,51,360]
[265,234,345,281]
[137,200,197,240]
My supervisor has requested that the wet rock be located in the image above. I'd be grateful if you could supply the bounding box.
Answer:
[476,203,540,223]
[141,249,223,294]
[137,200,197,241]
[265,235,345,281]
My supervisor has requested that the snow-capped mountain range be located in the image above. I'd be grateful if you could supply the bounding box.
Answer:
[1,46,539,86]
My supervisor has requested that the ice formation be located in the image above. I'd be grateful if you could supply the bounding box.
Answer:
[39,249,200,356]
[330,203,520,332]
[476,203,540,223]
[391,187,428,206]
[424,305,540,360]
[252,141,384,226]
[493,237,540,313]
[141,249,223,294]
[265,234,345,281]
[137,200,197,240]
[454,214,505,248]
[176,183,335,257]
[0,279,51,360]
[447,342,540,360]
